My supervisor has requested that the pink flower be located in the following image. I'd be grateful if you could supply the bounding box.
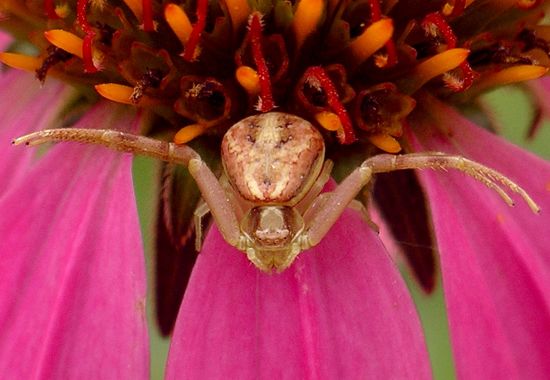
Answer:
[163,96,550,379]
[1,2,550,379]
[166,209,431,379]
[0,77,149,378]
[409,96,550,378]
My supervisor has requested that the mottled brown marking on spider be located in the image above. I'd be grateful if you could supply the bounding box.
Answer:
[221,113,325,204]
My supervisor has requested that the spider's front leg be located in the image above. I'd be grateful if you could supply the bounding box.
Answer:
[187,158,241,247]
[302,152,540,250]
[14,128,243,248]
[13,128,200,165]
[303,164,375,248]
[365,152,540,213]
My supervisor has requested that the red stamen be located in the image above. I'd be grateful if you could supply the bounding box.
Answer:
[82,35,97,73]
[248,13,275,112]
[305,66,357,144]
[76,0,92,35]
[367,0,397,67]
[76,0,98,73]
[422,12,477,91]
[367,0,382,21]
[182,0,208,61]
[45,0,60,19]
[447,0,466,17]
[422,12,457,48]
[384,39,398,67]
[458,61,477,90]
[142,0,155,31]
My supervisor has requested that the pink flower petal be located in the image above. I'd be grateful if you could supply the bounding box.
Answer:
[167,209,431,379]
[0,103,149,378]
[0,71,71,192]
[409,98,550,379]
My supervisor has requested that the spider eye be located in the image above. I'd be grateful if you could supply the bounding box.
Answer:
[241,206,304,249]
[241,206,305,271]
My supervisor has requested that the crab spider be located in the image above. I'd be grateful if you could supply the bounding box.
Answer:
[14,112,539,272]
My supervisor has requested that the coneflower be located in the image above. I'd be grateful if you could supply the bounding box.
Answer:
[1,1,549,378]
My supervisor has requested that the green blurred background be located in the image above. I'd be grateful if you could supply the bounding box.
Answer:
[132,85,550,380]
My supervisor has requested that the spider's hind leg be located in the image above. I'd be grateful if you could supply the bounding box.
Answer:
[193,199,210,252]
[348,199,380,233]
